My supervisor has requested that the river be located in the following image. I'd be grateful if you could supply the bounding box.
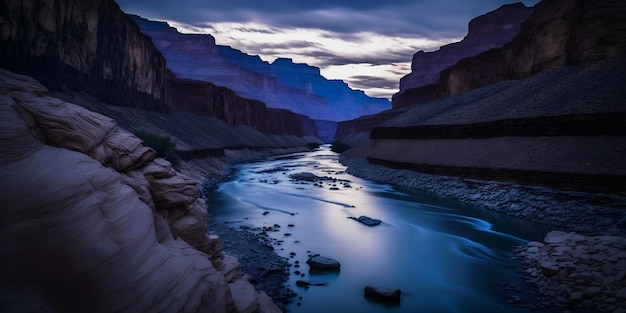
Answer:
[207,146,555,313]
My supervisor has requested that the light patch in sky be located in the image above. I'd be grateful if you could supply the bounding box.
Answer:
[168,20,460,99]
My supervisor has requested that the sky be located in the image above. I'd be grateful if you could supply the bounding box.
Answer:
[115,0,539,99]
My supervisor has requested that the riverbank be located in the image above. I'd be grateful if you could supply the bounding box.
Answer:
[339,153,626,312]
[186,148,310,311]
[339,155,626,236]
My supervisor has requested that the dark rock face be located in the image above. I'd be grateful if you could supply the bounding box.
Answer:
[394,0,626,108]
[131,15,390,121]
[172,79,317,137]
[0,0,173,112]
[396,3,532,97]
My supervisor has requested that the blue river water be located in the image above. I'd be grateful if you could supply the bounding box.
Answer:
[207,146,554,313]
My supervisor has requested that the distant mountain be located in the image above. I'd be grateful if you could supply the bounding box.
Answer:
[393,2,533,108]
[130,15,390,121]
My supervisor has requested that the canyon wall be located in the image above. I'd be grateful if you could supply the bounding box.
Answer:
[0,0,173,112]
[393,0,626,108]
[131,15,390,121]
[172,78,317,137]
[0,69,281,313]
[395,2,532,99]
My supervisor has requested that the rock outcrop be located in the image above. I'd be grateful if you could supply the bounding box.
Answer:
[519,231,626,312]
[131,15,390,121]
[0,69,280,313]
[172,78,317,137]
[395,3,532,99]
[393,0,626,108]
[0,0,173,112]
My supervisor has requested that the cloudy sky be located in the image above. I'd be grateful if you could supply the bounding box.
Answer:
[115,0,539,99]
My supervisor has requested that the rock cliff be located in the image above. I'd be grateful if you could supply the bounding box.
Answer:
[393,0,626,108]
[395,3,532,99]
[0,68,281,313]
[0,0,173,112]
[131,15,390,121]
[172,78,317,137]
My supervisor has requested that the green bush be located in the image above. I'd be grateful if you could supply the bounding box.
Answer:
[330,141,351,153]
[134,130,180,168]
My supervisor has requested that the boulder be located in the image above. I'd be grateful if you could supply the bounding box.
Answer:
[349,216,382,226]
[306,255,341,270]
[364,286,401,302]
[289,172,320,181]
[295,280,327,287]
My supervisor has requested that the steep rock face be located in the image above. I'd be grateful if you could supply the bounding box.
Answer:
[172,78,317,137]
[0,69,281,313]
[394,0,626,108]
[396,2,532,97]
[131,15,390,121]
[0,0,173,112]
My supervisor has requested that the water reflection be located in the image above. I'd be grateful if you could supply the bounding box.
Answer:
[208,146,553,313]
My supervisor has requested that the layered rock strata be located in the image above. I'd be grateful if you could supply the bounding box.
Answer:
[337,56,626,194]
[393,0,626,108]
[0,0,173,111]
[396,3,532,94]
[0,69,280,313]
[172,78,317,137]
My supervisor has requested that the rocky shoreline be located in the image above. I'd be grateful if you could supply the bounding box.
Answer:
[207,220,295,312]
[339,156,626,237]
[340,154,626,312]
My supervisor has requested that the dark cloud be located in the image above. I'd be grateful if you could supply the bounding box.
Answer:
[116,0,540,39]
[294,48,419,67]
[347,75,399,90]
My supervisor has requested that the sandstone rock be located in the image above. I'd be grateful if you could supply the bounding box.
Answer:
[0,69,281,312]
[229,278,260,313]
[221,254,243,284]
[258,291,282,313]
[306,255,341,270]
[364,285,401,303]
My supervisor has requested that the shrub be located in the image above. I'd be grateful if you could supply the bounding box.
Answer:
[330,141,351,153]
[134,130,180,168]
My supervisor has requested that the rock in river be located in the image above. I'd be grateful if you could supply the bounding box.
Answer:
[295,280,327,287]
[349,215,382,226]
[306,255,341,270]
[364,286,401,302]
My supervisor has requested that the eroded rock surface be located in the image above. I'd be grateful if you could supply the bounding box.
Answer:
[519,231,626,312]
[0,69,280,313]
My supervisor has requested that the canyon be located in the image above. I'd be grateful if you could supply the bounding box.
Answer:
[130,15,390,122]
[337,0,626,196]
[2,0,626,311]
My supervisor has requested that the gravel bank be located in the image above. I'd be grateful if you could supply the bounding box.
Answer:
[339,156,626,236]
[207,221,294,311]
